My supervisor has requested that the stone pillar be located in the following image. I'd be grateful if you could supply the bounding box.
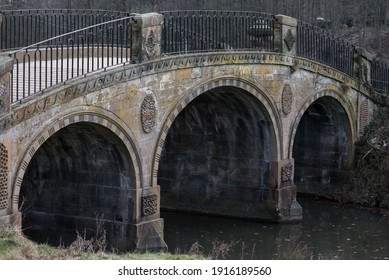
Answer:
[131,13,164,63]
[272,15,300,222]
[269,159,302,222]
[274,15,298,55]
[0,56,13,114]
[132,185,167,251]
[354,47,373,85]
[128,12,167,251]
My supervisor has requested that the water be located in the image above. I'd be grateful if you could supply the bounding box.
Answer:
[162,198,389,259]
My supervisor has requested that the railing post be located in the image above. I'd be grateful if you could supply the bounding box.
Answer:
[274,15,297,55]
[0,56,14,115]
[354,47,373,85]
[131,13,164,63]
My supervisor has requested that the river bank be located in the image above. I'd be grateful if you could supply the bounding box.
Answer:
[318,107,389,209]
[0,226,203,260]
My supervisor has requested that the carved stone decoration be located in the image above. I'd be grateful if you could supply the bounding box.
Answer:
[145,30,156,55]
[282,84,293,115]
[141,194,158,216]
[281,164,293,183]
[141,95,157,133]
[0,143,8,210]
[284,29,296,51]
[359,99,369,134]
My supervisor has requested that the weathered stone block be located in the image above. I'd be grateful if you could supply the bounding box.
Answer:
[131,13,164,62]
[0,56,13,115]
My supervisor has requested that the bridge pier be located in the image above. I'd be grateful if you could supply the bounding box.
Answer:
[133,185,167,251]
[270,159,302,222]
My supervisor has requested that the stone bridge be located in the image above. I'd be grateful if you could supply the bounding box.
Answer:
[0,11,382,251]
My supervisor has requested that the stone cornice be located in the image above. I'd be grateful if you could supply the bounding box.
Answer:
[0,51,370,133]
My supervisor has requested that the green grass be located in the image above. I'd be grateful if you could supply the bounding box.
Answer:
[0,227,204,260]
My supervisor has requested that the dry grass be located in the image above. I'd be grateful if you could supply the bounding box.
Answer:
[0,226,203,260]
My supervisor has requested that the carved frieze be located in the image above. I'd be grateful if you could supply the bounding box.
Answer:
[282,84,293,115]
[141,194,158,216]
[0,143,8,210]
[141,95,157,133]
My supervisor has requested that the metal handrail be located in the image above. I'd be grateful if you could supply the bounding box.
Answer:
[161,10,275,54]
[9,16,134,103]
[372,59,389,94]
[297,20,355,77]
[4,9,389,104]
[0,9,128,50]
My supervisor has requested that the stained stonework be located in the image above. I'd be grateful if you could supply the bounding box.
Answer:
[142,194,158,216]
[0,143,8,210]
[131,13,163,62]
[282,84,293,115]
[141,95,157,133]
[360,99,369,134]
[1,52,365,134]
[0,74,10,114]
[281,164,293,183]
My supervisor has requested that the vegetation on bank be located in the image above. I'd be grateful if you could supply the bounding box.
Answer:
[321,107,389,209]
[0,226,339,260]
[0,226,202,260]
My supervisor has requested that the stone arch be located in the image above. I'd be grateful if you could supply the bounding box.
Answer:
[289,89,356,194]
[153,77,282,187]
[152,77,283,220]
[289,89,356,159]
[13,111,142,213]
[12,110,142,248]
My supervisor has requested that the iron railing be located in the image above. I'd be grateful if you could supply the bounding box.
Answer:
[371,59,389,94]
[10,16,133,103]
[0,9,128,50]
[161,10,275,54]
[3,9,389,105]
[297,21,355,76]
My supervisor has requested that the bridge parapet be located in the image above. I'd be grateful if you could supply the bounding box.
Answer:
[1,10,388,105]
[7,16,134,103]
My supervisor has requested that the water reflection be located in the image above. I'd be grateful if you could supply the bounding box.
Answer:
[162,198,389,259]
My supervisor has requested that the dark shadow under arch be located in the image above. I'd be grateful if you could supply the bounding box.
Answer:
[19,122,137,249]
[293,96,354,195]
[158,86,279,220]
